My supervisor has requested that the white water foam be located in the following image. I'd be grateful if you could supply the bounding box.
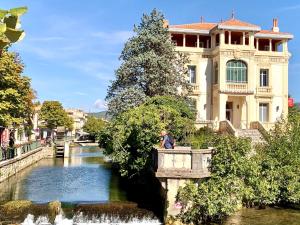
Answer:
[21,213,162,225]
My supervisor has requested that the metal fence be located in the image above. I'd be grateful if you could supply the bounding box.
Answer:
[0,140,43,162]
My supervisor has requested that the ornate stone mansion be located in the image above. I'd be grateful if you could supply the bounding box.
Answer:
[165,16,293,131]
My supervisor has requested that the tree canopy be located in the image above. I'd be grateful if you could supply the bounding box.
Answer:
[99,96,195,177]
[83,116,106,141]
[40,101,73,130]
[106,9,191,116]
[176,109,300,224]
[0,51,35,127]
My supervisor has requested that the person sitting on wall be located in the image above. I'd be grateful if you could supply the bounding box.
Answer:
[160,130,175,149]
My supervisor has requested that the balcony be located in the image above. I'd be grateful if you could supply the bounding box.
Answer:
[219,83,254,95]
[191,84,200,95]
[256,87,273,97]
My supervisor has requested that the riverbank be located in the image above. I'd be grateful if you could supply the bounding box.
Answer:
[0,146,54,183]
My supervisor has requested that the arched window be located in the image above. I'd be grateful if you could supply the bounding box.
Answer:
[226,60,247,83]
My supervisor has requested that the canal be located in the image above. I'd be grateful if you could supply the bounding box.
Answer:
[0,145,161,224]
[1,145,300,224]
[0,145,127,203]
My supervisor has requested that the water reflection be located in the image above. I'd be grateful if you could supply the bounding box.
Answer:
[225,207,300,225]
[0,145,127,203]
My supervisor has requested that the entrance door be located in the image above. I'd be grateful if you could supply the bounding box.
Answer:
[226,102,233,123]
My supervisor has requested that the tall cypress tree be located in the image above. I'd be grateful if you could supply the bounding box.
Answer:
[106,9,191,116]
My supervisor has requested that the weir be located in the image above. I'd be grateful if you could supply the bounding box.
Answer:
[154,147,213,216]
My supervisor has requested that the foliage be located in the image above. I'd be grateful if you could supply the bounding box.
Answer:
[177,110,300,224]
[99,96,195,177]
[83,116,106,141]
[107,87,147,116]
[40,101,73,130]
[0,7,27,49]
[0,51,36,127]
[106,9,191,116]
[186,127,215,149]
[177,135,252,224]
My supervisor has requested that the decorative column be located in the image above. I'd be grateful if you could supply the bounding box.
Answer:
[269,39,272,51]
[282,41,288,52]
[228,31,231,45]
[242,32,245,45]
[256,38,259,50]
[220,31,225,46]
[197,35,199,48]
[183,34,186,47]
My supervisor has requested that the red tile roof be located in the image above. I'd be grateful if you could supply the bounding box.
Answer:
[169,18,292,38]
[218,18,259,28]
[170,22,216,30]
[258,30,291,35]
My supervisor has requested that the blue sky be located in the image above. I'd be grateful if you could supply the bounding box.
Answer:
[1,0,300,112]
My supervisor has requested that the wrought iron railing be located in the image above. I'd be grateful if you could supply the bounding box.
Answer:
[0,140,43,162]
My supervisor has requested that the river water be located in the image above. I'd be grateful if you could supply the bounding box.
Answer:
[1,145,300,224]
[0,145,161,224]
[0,145,127,203]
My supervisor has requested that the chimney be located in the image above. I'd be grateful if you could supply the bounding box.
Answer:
[272,18,279,32]
[200,16,204,23]
[163,19,169,28]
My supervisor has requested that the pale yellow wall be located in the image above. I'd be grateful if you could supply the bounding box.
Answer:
[175,31,291,130]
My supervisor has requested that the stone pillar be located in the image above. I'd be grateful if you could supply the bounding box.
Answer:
[228,31,231,45]
[282,41,288,52]
[197,35,199,48]
[242,32,245,45]
[219,94,227,121]
[269,39,272,51]
[256,38,259,50]
[64,141,70,158]
[183,34,186,47]
[220,31,225,46]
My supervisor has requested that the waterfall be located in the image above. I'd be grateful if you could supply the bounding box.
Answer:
[21,212,162,225]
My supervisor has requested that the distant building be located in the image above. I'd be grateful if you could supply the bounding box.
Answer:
[166,16,293,130]
[66,109,87,135]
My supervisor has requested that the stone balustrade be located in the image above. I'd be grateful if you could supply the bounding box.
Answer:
[155,147,213,179]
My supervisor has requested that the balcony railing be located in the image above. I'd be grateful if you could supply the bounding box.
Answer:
[191,84,200,94]
[217,82,254,94]
[256,87,272,95]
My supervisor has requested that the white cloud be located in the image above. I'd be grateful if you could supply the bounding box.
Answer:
[92,30,133,44]
[277,4,300,11]
[74,92,88,96]
[94,99,107,110]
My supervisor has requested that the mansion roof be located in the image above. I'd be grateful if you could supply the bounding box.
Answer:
[168,18,293,39]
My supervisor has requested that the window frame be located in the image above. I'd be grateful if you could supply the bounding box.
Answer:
[260,69,269,87]
[259,103,269,122]
[226,60,248,83]
[188,65,197,84]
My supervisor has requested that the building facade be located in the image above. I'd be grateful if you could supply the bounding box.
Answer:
[167,16,293,130]
[65,109,87,135]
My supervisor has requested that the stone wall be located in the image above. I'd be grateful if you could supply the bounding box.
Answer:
[0,146,54,183]
[154,148,213,217]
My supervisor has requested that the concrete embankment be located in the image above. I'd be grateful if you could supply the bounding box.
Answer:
[0,146,54,183]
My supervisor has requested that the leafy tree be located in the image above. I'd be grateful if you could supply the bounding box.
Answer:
[0,51,36,127]
[99,96,195,177]
[0,7,27,50]
[177,109,300,223]
[83,116,106,141]
[40,101,73,130]
[177,135,253,224]
[106,9,191,116]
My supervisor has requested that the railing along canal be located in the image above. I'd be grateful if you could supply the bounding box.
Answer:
[0,140,44,162]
